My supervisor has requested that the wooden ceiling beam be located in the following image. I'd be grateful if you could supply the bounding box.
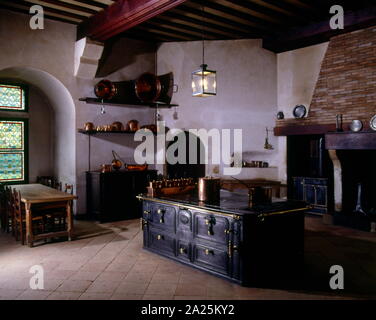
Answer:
[213,0,304,25]
[72,0,110,9]
[154,14,247,39]
[26,0,98,15]
[263,5,376,53]
[134,25,195,41]
[190,0,280,30]
[189,0,280,31]
[148,18,228,40]
[77,0,189,41]
[1,0,87,20]
[256,0,322,22]
[163,9,260,38]
[119,30,168,42]
[174,5,267,36]
[0,2,80,24]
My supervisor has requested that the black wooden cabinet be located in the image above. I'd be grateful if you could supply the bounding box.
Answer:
[140,195,306,287]
[86,170,157,222]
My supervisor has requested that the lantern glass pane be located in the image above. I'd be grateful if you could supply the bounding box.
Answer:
[192,69,216,97]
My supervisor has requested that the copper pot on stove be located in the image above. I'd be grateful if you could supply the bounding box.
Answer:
[198,177,221,203]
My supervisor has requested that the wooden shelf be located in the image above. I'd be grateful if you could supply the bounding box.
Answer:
[78,129,155,135]
[79,97,178,108]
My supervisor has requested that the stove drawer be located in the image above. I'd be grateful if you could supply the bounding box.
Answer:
[176,240,191,262]
[145,203,176,231]
[193,244,229,275]
[147,228,176,257]
[194,212,230,245]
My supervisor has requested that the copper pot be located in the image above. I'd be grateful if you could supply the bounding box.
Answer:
[94,80,117,100]
[111,121,124,131]
[127,119,139,132]
[198,177,221,203]
[135,73,161,103]
[101,164,112,173]
[84,122,95,131]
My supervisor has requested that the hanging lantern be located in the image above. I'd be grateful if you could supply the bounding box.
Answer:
[192,64,216,97]
[192,5,216,97]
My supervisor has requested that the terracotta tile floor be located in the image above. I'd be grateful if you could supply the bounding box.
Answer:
[0,216,375,300]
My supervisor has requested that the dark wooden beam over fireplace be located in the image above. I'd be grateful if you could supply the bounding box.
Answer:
[264,6,376,53]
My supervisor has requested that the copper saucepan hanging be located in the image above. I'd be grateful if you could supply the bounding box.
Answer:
[94,80,117,100]
[135,73,162,103]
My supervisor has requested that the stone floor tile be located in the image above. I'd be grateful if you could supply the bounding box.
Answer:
[79,292,112,300]
[56,279,92,292]
[46,291,81,300]
[16,290,52,300]
[69,270,101,281]
[111,293,143,300]
[85,280,120,293]
[144,283,178,296]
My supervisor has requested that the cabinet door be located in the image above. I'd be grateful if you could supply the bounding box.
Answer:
[193,244,229,275]
[194,212,230,245]
[315,185,327,206]
[176,240,191,262]
[147,227,176,257]
[304,184,316,204]
[148,203,176,232]
[292,177,304,201]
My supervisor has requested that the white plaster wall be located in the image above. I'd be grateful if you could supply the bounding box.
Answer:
[157,39,278,179]
[28,87,54,181]
[276,42,328,183]
[0,9,155,214]
[0,8,77,193]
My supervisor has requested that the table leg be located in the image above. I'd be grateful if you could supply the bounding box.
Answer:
[25,202,33,248]
[67,200,73,241]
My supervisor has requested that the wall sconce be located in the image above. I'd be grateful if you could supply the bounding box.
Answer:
[264,127,274,150]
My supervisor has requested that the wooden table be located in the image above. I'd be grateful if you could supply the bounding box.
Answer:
[13,184,77,247]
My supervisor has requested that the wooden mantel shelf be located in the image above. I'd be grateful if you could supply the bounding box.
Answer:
[325,131,376,150]
[274,124,337,136]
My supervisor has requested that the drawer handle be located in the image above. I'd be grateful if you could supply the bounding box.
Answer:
[157,234,163,240]
[204,249,213,255]
[179,247,187,254]
[157,208,165,215]
[143,210,150,215]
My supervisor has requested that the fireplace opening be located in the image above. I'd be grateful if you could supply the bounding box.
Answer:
[333,150,376,230]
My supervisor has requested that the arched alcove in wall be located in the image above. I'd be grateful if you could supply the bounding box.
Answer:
[0,66,76,191]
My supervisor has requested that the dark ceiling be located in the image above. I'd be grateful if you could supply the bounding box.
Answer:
[1,0,375,52]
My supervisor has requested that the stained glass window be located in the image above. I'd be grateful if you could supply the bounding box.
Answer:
[0,84,26,111]
[0,120,26,182]
[0,121,24,150]
[0,152,24,182]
